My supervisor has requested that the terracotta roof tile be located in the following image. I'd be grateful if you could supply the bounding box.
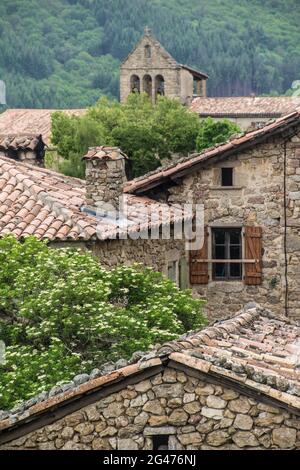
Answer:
[83,146,128,161]
[190,96,300,116]
[0,134,44,152]
[0,155,186,242]
[0,109,86,146]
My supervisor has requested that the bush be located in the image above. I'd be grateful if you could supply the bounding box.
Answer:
[196,117,241,152]
[50,93,201,178]
[0,236,206,409]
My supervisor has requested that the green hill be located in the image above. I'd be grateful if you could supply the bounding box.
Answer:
[0,0,299,108]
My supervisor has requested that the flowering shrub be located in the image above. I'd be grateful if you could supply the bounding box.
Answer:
[0,236,206,409]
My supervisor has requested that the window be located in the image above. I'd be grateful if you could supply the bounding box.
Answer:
[145,44,151,58]
[153,435,169,450]
[190,226,263,285]
[221,167,233,186]
[212,228,242,280]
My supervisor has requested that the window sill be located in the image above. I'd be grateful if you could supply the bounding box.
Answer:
[210,186,243,190]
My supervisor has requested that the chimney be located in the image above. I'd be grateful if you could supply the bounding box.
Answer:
[83,146,128,214]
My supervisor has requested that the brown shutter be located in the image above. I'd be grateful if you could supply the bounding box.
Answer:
[244,226,263,285]
[189,226,209,284]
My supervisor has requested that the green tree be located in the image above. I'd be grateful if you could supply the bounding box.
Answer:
[0,236,206,409]
[196,117,241,152]
[51,93,201,178]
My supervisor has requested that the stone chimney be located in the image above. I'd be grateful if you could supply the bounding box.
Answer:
[83,146,128,214]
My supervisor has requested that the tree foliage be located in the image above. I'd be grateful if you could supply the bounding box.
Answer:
[0,0,299,108]
[51,93,201,178]
[0,236,206,409]
[196,117,241,152]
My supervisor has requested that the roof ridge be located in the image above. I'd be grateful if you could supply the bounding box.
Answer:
[155,303,262,356]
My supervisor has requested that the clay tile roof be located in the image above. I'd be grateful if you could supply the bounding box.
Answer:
[190,96,300,117]
[164,304,300,410]
[0,109,86,147]
[180,64,208,80]
[0,155,187,242]
[0,134,44,151]
[82,146,128,161]
[124,107,300,194]
[1,304,300,437]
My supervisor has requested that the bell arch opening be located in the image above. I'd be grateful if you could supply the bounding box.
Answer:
[130,75,140,94]
[143,74,152,97]
[155,75,165,100]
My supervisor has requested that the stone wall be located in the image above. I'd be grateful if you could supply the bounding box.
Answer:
[179,68,194,105]
[92,237,187,281]
[162,130,300,319]
[2,368,299,450]
[286,139,300,319]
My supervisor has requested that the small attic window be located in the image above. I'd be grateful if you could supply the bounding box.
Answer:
[221,167,233,186]
[145,44,151,58]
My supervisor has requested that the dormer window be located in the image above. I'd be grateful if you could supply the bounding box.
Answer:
[221,167,233,186]
[145,44,151,58]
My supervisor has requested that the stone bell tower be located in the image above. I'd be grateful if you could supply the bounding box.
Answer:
[120,27,208,105]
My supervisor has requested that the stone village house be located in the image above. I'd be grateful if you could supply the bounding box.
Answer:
[0,109,300,320]
[0,303,300,450]
[125,108,300,320]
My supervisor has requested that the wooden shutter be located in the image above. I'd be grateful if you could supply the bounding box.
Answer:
[244,226,263,285]
[179,258,188,290]
[189,226,209,284]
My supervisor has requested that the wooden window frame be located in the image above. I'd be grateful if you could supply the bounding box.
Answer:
[212,227,242,281]
[189,225,262,285]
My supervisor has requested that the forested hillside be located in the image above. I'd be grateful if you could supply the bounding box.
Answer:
[0,0,299,108]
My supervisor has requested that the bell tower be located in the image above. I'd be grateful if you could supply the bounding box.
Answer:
[120,27,208,105]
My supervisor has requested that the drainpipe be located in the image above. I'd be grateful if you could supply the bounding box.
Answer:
[283,139,288,317]
[282,129,299,317]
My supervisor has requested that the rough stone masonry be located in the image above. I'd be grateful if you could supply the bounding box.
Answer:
[1,369,299,451]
